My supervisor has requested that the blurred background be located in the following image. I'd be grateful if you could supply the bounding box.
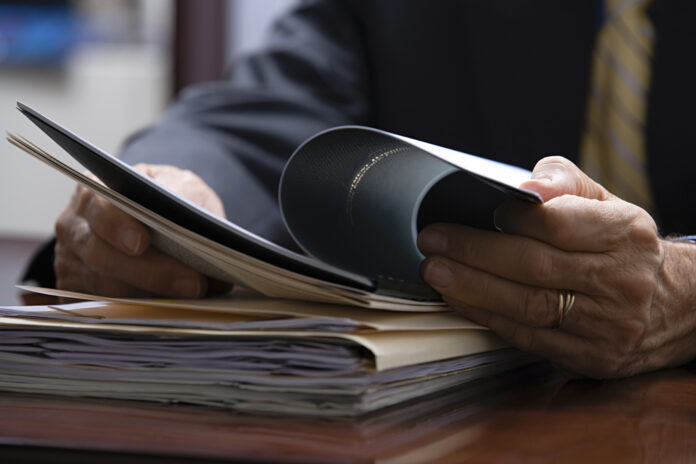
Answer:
[0,0,296,240]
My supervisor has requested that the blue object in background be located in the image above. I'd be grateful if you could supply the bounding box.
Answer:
[0,4,79,66]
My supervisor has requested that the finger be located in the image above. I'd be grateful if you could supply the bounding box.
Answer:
[207,278,234,296]
[81,189,150,256]
[54,247,86,293]
[134,163,226,218]
[418,223,606,292]
[70,226,207,298]
[448,302,605,377]
[493,195,645,252]
[520,156,612,202]
[422,256,560,328]
[55,247,149,297]
[421,256,601,335]
[83,275,153,298]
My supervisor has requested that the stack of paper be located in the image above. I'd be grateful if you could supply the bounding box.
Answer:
[0,287,534,416]
[3,105,539,416]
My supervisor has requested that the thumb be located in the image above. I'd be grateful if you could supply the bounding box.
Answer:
[520,156,611,202]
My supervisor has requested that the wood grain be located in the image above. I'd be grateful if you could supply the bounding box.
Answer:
[1,237,695,462]
[0,364,694,463]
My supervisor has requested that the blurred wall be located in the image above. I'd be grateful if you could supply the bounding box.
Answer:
[1,46,170,237]
[226,0,296,58]
[0,0,295,240]
[0,1,171,239]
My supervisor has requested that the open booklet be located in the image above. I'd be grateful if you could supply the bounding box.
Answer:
[8,102,541,309]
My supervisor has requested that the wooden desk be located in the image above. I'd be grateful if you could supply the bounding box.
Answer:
[1,238,695,462]
[0,364,694,463]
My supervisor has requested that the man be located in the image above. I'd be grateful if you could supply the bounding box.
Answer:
[32,0,696,378]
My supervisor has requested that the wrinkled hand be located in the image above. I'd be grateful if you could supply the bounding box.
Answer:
[419,156,696,378]
[55,164,227,298]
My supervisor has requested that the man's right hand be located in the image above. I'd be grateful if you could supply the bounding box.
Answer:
[54,164,226,298]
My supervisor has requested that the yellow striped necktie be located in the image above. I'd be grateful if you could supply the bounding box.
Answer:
[579,0,655,212]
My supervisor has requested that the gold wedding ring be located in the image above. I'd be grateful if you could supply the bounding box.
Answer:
[555,289,575,329]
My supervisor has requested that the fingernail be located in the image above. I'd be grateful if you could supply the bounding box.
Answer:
[423,260,453,287]
[529,173,554,183]
[119,228,142,254]
[173,277,203,298]
[529,160,562,182]
[418,230,448,254]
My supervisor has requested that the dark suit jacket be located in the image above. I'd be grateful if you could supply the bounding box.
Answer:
[24,0,696,285]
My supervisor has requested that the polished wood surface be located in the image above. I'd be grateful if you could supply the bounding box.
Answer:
[0,364,695,463]
[1,238,695,463]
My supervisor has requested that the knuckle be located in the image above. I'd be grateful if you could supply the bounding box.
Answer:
[625,276,654,306]
[613,319,649,354]
[521,288,556,327]
[53,254,70,279]
[600,207,630,248]
[54,215,69,243]
[611,267,656,308]
[583,322,648,379]
[585,258,611,290]
[603,232,623,251]
[68,220,89,248]
[524,245,555,283]
[82,236,107,273]
[54,208,76,244]
[77,185,93,210]
[627,214,660,249]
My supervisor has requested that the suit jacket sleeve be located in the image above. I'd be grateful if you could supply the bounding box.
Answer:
[119,0,371,248]
[22,0,371,286]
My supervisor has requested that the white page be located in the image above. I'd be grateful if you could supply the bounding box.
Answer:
[0,302,363,332]
[15,286,481,332]
[396,133,536,192]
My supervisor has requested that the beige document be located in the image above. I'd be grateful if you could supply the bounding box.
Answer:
[17,285,480,332]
